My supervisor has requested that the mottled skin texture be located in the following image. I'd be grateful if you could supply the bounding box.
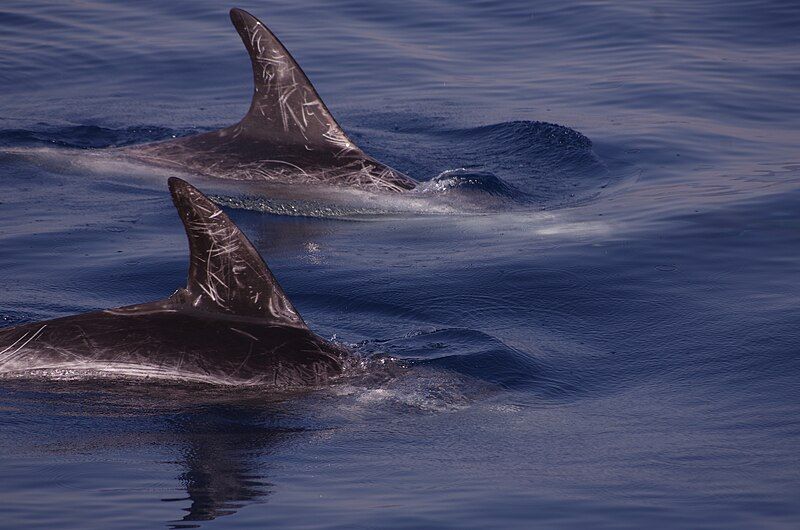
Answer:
[0,311,345,385]
[0,178,348,385]
[121,8,417,193]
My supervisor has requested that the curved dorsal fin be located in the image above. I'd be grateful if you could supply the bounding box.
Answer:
[229,7,353,150]
[168,177,306,327]
[124,9,417,193]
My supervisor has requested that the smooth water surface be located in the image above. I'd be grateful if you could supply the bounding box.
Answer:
[1,1,799,528]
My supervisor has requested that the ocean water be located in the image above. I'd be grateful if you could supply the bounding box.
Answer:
[1,0,799,528]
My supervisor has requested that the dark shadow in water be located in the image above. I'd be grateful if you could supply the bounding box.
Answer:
[160,406,296,528]
[0,382,309,529]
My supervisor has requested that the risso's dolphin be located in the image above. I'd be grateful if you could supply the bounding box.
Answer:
[0,177,349,385]
[119,8,417,193]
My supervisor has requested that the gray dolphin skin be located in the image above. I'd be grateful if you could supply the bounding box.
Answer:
[120,8,417,193]
[0,177,349,385]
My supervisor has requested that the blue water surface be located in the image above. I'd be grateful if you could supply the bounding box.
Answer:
[0,1,799,528]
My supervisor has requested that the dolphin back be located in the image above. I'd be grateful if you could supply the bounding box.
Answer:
[0,178,349,384]
[123,8,416,192]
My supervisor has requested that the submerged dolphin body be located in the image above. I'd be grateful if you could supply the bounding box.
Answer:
[0,178,348,385]
[120,8,417,193]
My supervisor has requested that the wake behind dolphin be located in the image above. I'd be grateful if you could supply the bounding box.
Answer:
[118,8,417,193]
[0,7,610,217]
[0,178,351,385]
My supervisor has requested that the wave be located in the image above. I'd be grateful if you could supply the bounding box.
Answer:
[355,327,582,399]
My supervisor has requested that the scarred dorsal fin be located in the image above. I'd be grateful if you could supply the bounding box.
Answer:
[124,9,417,192]
[168,177,306,327]
[229,7,353,150]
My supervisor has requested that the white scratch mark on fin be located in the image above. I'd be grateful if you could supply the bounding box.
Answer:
[0,325,47,362]
[230,327,259,342]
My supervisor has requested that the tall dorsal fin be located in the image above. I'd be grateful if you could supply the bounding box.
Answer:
[168,177,306,327]
[124,9,417,193]
[229,7,354,151]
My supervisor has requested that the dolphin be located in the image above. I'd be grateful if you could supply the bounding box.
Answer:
[0,177,349,385]
[119,8,417,193]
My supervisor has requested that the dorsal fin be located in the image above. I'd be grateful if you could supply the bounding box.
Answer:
[229,7,354,150]
[167,177,306,327]
[124,9,417,193]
